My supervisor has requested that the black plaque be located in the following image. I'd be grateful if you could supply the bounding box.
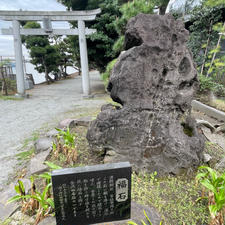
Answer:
[52,162,131,225]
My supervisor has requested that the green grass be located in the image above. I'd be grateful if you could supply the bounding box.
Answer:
[0,95,23,101]
[21,130,41,150]
[132,173,209,225]
[16,148,34,161]
[0,218,12,225]
[106,97,122,108]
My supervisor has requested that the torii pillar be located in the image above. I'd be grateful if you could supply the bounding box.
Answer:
[0,9,101,97]
[12,20,25,96]
[78,20,90,96]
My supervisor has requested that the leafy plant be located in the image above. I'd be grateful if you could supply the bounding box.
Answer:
[38,161,62,185]
[56,128,75,148]
[196,166,225,225]
[198,74,215,93]
[55,128,78,165]
[7,162,62,224]
[198,73,225,97]
[8,178,53,224]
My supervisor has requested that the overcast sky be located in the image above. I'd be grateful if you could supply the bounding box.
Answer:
[0,0,69,57]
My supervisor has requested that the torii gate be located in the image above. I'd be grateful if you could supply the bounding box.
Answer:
[0,9,101,96]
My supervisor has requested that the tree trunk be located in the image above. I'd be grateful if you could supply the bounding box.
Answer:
[200,20,213,75]
[78,67,81,76]
[64,66,67,76]
[44,66,54,84]
[1,68,8,95]
[159,5,167,15]
[159,0,170,15]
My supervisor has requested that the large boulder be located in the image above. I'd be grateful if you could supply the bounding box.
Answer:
[87,14,205,175]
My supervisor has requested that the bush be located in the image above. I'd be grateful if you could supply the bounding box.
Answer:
[101,58,118,89]
[113,35,125,55]
[0,78,17,95]
[188,4,223,66]
[213,83,225,97]
[198,74,225,97]
[198,74,215,93]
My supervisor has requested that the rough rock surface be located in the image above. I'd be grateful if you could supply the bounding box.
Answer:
[9,211,35,225]
[46,129,59,138]
[215,157,225,170]
[69,116,93,128]
[34,137,53,154]
[87,14,205,175]
[38,216,56,225]
[58,118,74,129]
[29,149,51,175]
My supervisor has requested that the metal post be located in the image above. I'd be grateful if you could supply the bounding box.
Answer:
[78,20,90,96]
[12,20,25,96]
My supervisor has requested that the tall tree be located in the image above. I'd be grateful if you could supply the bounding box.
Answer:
[58,0,88,10]
[54,36,75,78]
[187,5,223,66]
[59,0,121,72]
[113,0,155,54]
[23,22,60,83]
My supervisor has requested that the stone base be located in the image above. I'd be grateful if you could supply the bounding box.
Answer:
[38,202,161,225]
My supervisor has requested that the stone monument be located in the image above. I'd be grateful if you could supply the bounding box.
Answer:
[52,162,131,225]
[87,14,205,175]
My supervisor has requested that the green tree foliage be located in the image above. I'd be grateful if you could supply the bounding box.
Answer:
[206,0,225,7]
[86,0,121,71]
[187,4,223,66]
[60,0,121,72]
[113,0,154,54]
[0,59,16,95]
[58,0,163,72]
[101,58,117,88]
[54,36,75,78]
[115,0,154,36]
[67,36,82,73]
[187,0,225,96]
[23,22,60,83]
[58,0,89,10]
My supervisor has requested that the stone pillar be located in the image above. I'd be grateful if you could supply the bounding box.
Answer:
[78,20,90,96]
[12,20,25,96]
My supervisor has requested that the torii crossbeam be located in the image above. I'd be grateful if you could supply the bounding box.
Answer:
[0,9,101,96]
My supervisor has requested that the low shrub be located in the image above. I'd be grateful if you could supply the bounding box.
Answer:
[101,58,118,89]
[198,74,225,97]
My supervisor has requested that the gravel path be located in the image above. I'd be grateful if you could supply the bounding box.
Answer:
[0,71,107,189]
